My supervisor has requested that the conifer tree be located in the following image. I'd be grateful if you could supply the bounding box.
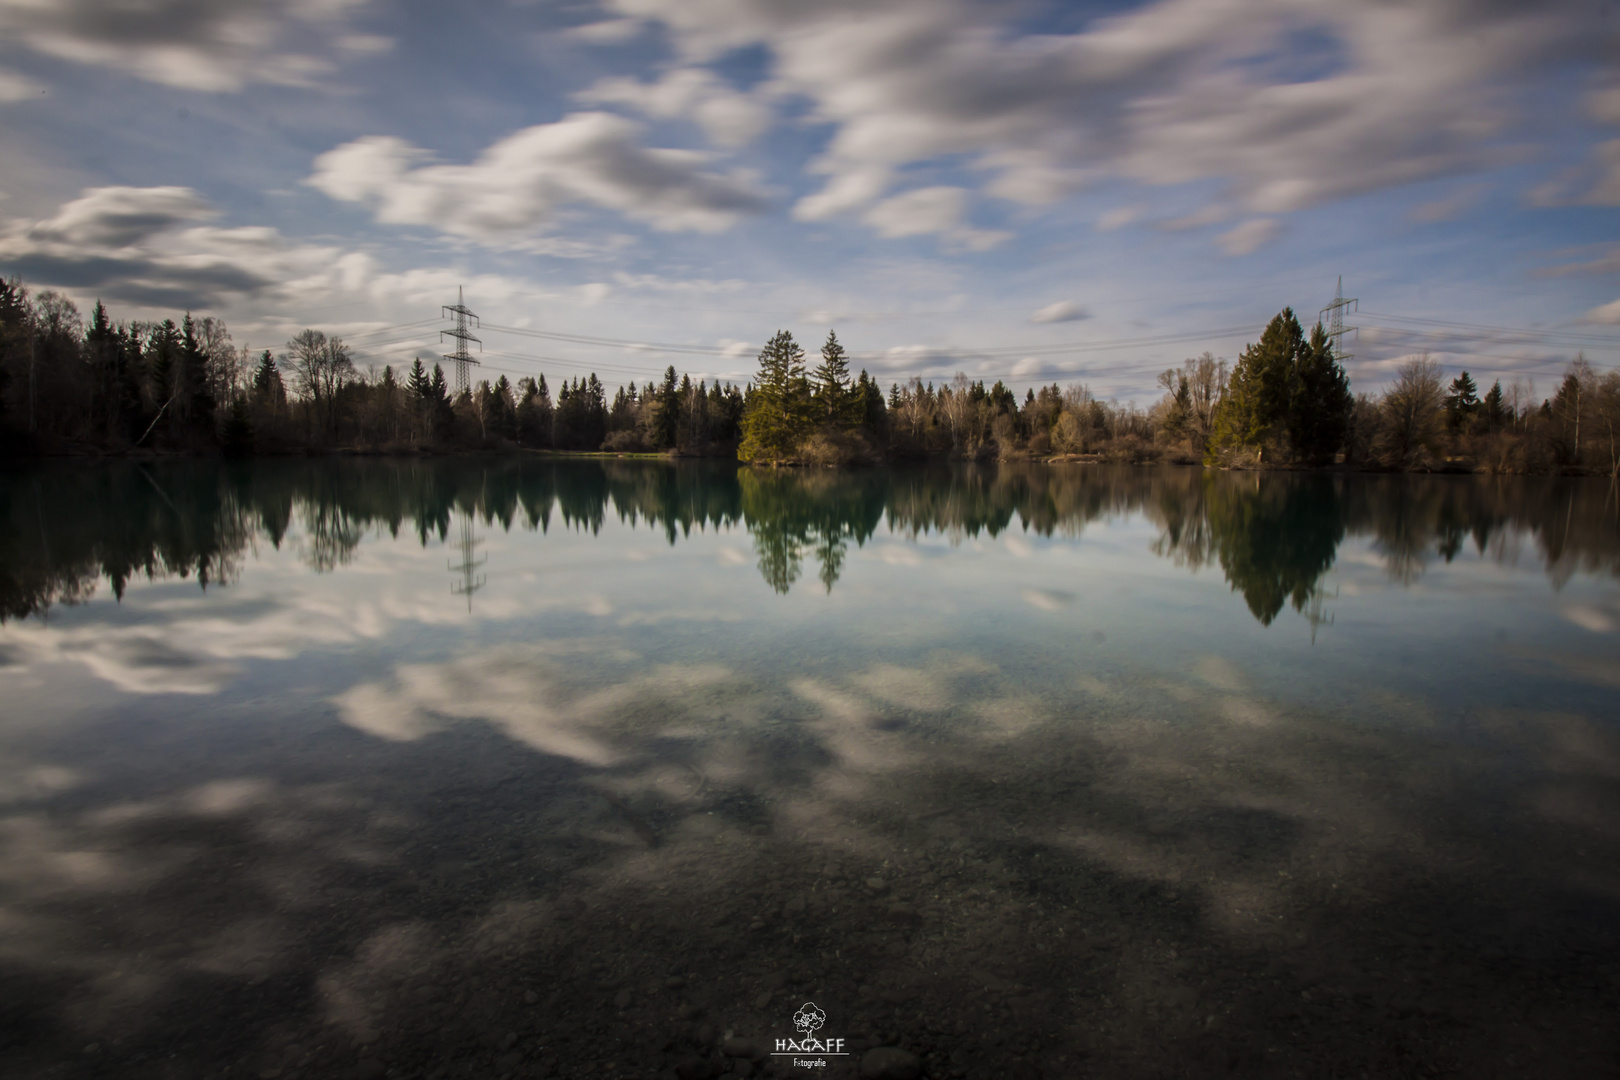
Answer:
[1287,322,1353,465]
[1445,371,1480,432]
[740,330,809,463]
[812,330,853,426]
[1482,379,1508,432]
[654,364,680,449]
[406,357,431,399]
[1208,308,1303,463]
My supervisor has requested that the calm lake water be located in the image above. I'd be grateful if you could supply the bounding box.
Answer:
[1,459,1617,1080]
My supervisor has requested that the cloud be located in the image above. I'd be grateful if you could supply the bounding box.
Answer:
[570,18,645,45]
[1096,205,1142,231]
[1582,139,1620,205]
[1031,301,1089,324]
[861,187,966,239]
[855,186,1009,251]
[576,68,771,147]
[0,0,372,91]
[0,66,44,103]
[1409,184,1487,223]
[1585,297,1620,325]
[0,186,325,309]
[1534,244,1620,278]
[307,113,769,243]
[607,0,1599,237]
[0,186,572,321]
[1216,218,1282,256]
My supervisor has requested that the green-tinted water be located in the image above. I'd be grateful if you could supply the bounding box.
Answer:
[1,460,1617,1079]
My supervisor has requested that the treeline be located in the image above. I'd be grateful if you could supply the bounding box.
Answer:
[735,311,1619,476]
[2,279,1615,474]
[0,280,749,457]
[4,458,1615,624]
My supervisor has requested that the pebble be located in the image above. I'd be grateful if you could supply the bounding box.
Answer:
[355,1059,385,1080]
[524,990,539,1005]
[721,1036,766,1060]
[865,877,888,892]
[666,975,688,990]
[860,1046,923,1079]
[614,988,633,1009]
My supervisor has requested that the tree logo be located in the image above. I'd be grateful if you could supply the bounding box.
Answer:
[774,1001,846,1060]
[793,1002,827,1034]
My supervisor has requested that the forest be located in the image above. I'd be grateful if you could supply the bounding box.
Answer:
[3,458,1615,625]
[1,278,1616,475]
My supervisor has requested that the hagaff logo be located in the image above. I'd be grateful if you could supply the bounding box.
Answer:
[771,1002,849,1067]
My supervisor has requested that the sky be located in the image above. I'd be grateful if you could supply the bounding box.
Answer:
[1,0,1618,402]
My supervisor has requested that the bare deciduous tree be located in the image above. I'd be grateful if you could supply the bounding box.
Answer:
[1376,354,1445,469]
[282,329,354,438]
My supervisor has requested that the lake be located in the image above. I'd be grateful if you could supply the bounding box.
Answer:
[1,459,1617,1080]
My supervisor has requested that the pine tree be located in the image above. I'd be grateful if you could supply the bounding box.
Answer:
[740,330,810,463]
[812,330,853,427]
[1445,371,1480,432]
[653,364,680,449]
[1207,308,1313,464]
[1287,322,1353,465]
[1212,311,1355,465]
[1482,379,1507,432]
[406,357,431,399]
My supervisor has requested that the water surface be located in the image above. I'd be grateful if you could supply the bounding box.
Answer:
[1,460,1617,1079]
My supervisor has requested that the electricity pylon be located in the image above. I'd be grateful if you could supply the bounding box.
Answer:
[441,287,481,396]
[1319,276,1358,364]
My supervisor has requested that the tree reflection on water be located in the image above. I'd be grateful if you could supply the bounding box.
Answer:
[2,459,1616,623]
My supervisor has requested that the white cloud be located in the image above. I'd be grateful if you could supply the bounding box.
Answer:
[607,0,1599,237]
[569,18,645,45]
[0,0,372,91]
[335,33,393,55]
[1096,205,1142,231]
[576,67,771,147]
[27,186,216,246]
[0,186,330,309]
[307,113,769,243]
[1031,301,1089,324]
[856,186,1008,250]
[0,66,44,103]
[0,186,570,326]
[1216,218,1282,256]
[1585,297,1620,324]
[862,187,966,239]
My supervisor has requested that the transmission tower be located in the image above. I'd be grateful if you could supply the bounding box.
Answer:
[1319,276,1359,364]
[441,286,482,396]
[448,509,487,611]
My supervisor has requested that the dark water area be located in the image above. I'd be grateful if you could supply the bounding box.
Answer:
[0,459,1617,1080]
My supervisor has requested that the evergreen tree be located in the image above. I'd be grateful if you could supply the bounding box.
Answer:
[812,330,853,426]
[406,357,431,399]
[739,330,810,463]
[653,364,680,449]
[1208,308,1303,463]
[1482,379,1508,432]
[428,364,454,440]
[1445,371,1480,432]
[1287,322,1353,466]
[852,370,887,436]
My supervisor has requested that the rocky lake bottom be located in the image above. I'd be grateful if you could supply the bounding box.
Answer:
[0,460,1616,1078]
